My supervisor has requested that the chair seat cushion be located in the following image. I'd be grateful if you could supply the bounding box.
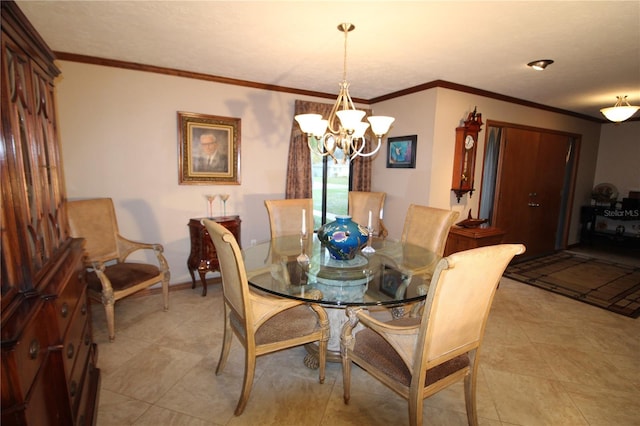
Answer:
[255,305,320,345]
[86,262,161,292]
[352,317,469,387]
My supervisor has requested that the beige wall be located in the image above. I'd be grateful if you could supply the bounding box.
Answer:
[594,122,640,197]
[371,87,604,241]
[55,60,630,285]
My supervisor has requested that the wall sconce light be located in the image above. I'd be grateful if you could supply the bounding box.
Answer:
[527,59,554,71]
[600,96,640,123]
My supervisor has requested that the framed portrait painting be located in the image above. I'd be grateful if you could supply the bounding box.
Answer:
[178,111,241,184]
[386,135,417,168]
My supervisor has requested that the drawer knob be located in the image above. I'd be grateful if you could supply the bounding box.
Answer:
[67,342,75,359]
[81,303,87,315]
[61,302,69,318]
[70,380,77,397]
[29,339,40,359]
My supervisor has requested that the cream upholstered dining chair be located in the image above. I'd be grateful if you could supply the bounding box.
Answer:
[66,198,169,341]
[202,219,329,416]
[341,243,526,426]
[401,204,460,256]
[348,191,388,238]
[264,198,315,238]
[398,205,460,317]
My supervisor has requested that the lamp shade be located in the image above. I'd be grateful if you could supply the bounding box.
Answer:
[367,116,395,136]
[295,114,322,134]
[352,122,370,138]
[336,109,366,131]
[600,96,639,123]
[600,105,639,123]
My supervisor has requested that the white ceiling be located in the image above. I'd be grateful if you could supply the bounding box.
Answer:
[15,1,640,121]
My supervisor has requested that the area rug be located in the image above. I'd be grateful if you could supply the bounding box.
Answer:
[504,251,640,318]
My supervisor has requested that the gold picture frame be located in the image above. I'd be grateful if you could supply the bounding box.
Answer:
[178,111,241,185]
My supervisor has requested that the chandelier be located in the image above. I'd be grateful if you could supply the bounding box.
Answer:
[295,23,395,163]
[600,95,639,123]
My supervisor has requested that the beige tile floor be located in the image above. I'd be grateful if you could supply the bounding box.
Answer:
[92,256,640,425]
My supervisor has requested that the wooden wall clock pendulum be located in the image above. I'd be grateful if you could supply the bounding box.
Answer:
[451,107,483,202]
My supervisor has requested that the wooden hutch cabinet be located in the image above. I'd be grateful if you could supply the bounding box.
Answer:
[1,2,100,424]
[187,216,241,296]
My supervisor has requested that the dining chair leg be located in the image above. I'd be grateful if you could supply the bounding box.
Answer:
[464,353,479,426]
[235,353,257,415]
[408,397,422,426]
[215,307,233,375]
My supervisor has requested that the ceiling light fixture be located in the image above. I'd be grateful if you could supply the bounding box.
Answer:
[527,59,554,71]
[600,96,640,123]
[295,23,394,163]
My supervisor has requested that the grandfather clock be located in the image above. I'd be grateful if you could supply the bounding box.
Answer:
[451,107,483,202]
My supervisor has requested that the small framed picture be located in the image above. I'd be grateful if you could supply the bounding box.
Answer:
[387,135,417,168]
[178,111,241,185]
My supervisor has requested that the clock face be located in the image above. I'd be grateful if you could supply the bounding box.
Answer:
[465,135,475,150]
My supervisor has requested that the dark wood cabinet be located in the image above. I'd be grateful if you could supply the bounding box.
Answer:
[187,216,241,296]
[1,2,100,424]
[444,226,506,256]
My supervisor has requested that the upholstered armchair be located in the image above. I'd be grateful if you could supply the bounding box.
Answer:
[348,191,388,238]
[67,198,169,341]
[202,219,328,416]
[341,244,526,425]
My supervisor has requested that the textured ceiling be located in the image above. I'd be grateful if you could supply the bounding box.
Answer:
[15,1,640,121]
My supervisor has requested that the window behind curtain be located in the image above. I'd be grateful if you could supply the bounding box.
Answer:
[311,150,351,229]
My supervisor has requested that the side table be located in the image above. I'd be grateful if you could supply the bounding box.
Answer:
[187,216,241,296]
[444,226,506,256]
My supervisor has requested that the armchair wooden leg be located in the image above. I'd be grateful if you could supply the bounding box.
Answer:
[104,301,116,342]
[162,278,169,311]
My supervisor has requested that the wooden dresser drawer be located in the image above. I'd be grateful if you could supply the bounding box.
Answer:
[54,268,86,339]
[68,320,92,417]
[5,301,54,401]
[62,292,89,382]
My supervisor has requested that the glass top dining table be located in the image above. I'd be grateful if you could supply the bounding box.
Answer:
[242,235,441,307]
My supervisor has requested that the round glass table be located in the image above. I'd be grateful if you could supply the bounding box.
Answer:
[242,235,441,364]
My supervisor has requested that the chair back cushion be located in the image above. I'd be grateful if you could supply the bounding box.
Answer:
[401,204,459,256]
[420,244,525,365]
[202,219,248,322]
[264,198,314,238]
[348,191,386,235]
[67,198,120,262]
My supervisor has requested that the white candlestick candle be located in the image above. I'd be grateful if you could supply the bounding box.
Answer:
[368,210,372,229]
[302,209,306,234]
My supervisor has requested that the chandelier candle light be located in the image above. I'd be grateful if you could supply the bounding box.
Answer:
[295,23,395,163]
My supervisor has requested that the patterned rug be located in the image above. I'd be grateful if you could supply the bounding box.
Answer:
[504,251,640,318]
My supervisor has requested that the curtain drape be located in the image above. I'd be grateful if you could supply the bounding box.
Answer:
[479,126,501,222]
[285,99,373,198]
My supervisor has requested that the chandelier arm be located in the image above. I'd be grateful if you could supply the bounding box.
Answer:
[321,133,340,163]
[348,137,382,159]
[307,136,331,158]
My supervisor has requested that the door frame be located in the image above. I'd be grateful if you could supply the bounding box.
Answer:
[479,120,581,251]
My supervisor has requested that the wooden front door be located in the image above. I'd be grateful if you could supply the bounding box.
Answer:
[493,127,571,258]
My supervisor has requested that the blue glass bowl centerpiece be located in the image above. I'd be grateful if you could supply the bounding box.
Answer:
[317,215,369,260]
